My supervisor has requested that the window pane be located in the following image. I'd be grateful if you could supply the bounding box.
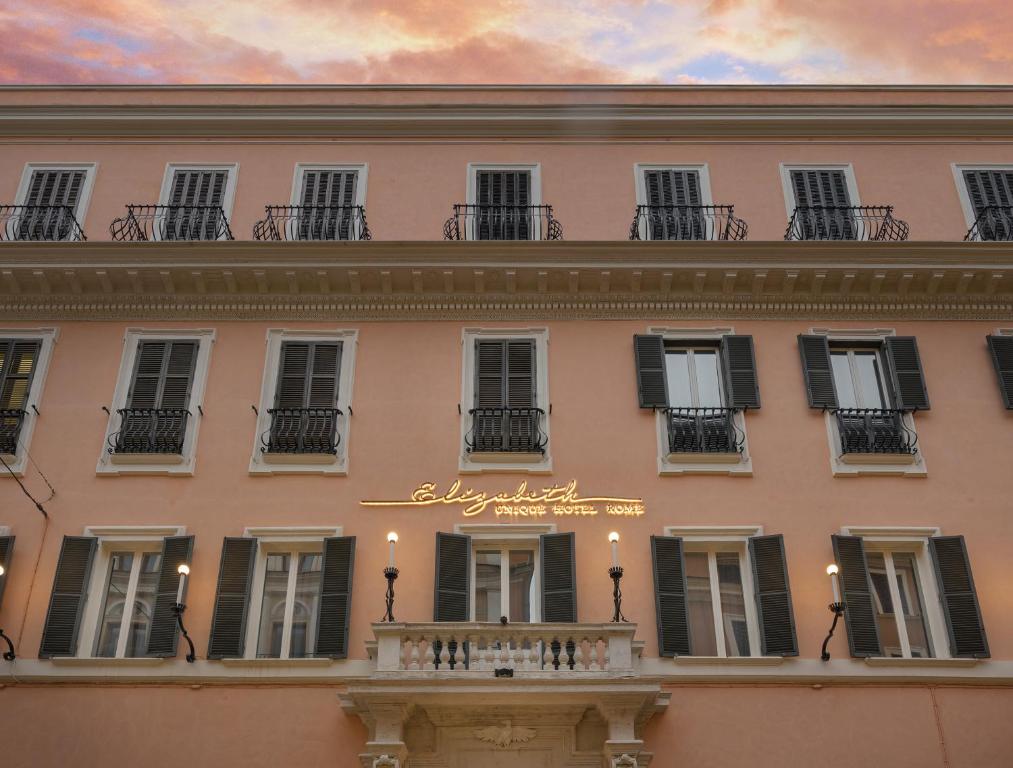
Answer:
[257,553,290,658]
[867,552,903,656]
[694,351,723,408]
[893,553,933,658]
[716,553,749,657]
[685,552,717,656]
[475,551,502,622]
[854,352,887,409]
[96,552,133,658]
[125,552,161,657]
[508,550,534,622]
[831,352,858,408]
[291,553,322,658]
[665,351,692,407]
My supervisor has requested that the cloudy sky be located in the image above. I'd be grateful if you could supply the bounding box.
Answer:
[1,1,1010,84]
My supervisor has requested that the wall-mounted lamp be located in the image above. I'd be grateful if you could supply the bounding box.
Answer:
[173,563,196,663]
[383,532,399,623]
[0,564,14,661]
[608,532,627,623]
[820,563,846,661]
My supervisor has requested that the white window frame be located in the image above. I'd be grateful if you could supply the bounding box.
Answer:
[663,525,763,659]
[249,329,358,476]
[76,525,186,660]
[950,163,1013,230]
[465,163,543,241]
[0,327,58,476]
[158,163,239,230]
[241,526,342,661]
[811,327,926,478]
[456,523,554,624]
[96,328,215,476]
[649,326,751,476]
[290,163,368,208]
[459,327,551,474]
[778,163,861,219]
[14,163,98,237]
[840,526,950,661]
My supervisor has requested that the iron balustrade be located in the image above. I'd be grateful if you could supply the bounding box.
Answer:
[964,206,1013,242]
[109,205,234,242]
[664,407,744,454]
[834,408,917,455]
[261,407,342,455]
[784,206,909,241]
[0,205,86,242]
[252,205,371,242]
[443,204,563,241]
[109,408,190,455]
[629,204,748,241]
[0,409,26,454]
[466,407,547,454]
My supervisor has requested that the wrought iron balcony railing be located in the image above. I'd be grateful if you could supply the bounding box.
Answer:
[252,205,371,242]
[369,622,638,676]
[0,205,86,242]
[466,407,547,455]
[261,407,342,455]
[109,205,234,242]
[835,408,917,455]
[784,206,909,241]
[443,204,563,241]
[964,206,1013,242]
[629,204,748,241]
[664,407,744,454]
[0,409,26,454]
[109,408,190,455]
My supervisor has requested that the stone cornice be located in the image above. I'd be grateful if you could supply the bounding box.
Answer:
[1,240,1011,321]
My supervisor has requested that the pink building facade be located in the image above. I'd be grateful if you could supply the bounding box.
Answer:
[0,86,1011,767]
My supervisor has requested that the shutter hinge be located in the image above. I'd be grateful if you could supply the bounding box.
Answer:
[197,405,204,417]
[347,405,354,417]
[101,405,110,415]
[251,404,259,416]
[31,404,40,416]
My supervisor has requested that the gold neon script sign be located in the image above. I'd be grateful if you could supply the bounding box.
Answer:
[360,480,645,518]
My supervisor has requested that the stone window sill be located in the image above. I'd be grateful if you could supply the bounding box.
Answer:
[672,655,785,666]
[219,657,335,667]
[48,657,167,666]
[863,657,979,668]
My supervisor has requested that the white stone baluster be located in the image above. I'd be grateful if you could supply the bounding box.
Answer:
[589,637,602,671]
[423,637,436,670]
[511,636,525,670]
[483,641,496,671]
[408,637,421,670]
[439,636,451,670]
[543,637,555,670]
[603,638,611,671]
[573,637,584,670]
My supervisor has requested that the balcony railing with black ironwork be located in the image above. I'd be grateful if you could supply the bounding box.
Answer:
[108,408,190,455]
[835,408,917,455]
[109,205,234,242]
[0,205,86,242]
[784,206,909,241]
[252,205,371,242]
[0,409,26,454]
[466,407,547,455]
[664,407,744,454]
[443,204,562,241]
[964,205,1013,242]
[261,407,342,455]
[629,204,748,241]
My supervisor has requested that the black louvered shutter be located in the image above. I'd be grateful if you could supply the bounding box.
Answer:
[790,169,854,239]
[434,532,470,621]
[651,535,691,657]
[474,339,535,408]
[21,169,86,240]
[300,170,358,240]
[275,342,341,409]
[540,532,576,622]
[167,169,227,240]
[720,335,761,409]
[146,535,194,657]
[0,535,13,610]
[634,334,669,409]
[644,169,703,239]
[207,537,257,659]
[316,536,355,658]
[748,535,798,656]
[476,170,531,240]
[963,170,1013,240]
[986,335,1013,409]
[0,339,41,411]
[798,335,838,409]
[39,536,97,658]
[929,536,989,658]
[884,336,930,411]
[127,341,198,410]
[831,535,882,657]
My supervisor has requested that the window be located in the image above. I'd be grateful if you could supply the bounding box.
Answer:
[454,164,547,241]
[250,330,357,475]
[635,166,708,241]
[255,550,323,659]
[12,164,95,241]
[474,546,538,622]
[0,329,57,474]
[867,550,932,658]
[957,167,1013,240]
[98,329,214,475]
[830,346,889,409]
[665,346,724,408]
[293,165,367,241]
[157,164,238,241]
[685,548,752,657]
[94,549,162,658]
[780,165,859,240]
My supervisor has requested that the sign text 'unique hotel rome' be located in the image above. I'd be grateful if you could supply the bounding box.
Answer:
[360,480,646,518]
